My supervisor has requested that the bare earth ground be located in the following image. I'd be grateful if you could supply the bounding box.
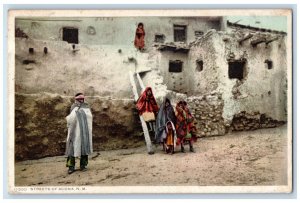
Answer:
[15,125,288,186]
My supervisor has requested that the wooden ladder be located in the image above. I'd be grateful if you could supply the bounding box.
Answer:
[129,71,154,154]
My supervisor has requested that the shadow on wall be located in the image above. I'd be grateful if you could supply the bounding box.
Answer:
[15,93,144,161]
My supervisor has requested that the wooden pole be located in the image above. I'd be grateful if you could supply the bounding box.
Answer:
[136,72,146,91]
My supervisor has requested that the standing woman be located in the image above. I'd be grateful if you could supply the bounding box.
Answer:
[136,87,159,139]
[134,22,145,50]
[155,98,176,145]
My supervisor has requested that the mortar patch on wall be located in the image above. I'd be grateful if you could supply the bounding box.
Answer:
[87,26,96,35]
[31,22,41,29]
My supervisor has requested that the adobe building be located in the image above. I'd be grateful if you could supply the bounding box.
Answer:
[14,17,287,160]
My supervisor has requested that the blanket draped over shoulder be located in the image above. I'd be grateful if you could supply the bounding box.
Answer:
[175,101,197,145]
[136,87,159,115]
[175,103,188,143]
[155,98,177,143]
[65,103,93,157]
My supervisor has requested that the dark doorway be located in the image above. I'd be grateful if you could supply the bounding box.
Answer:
[62,27,78,44]
[169,60,183,73]
[174,25,187,42]
[228,61,246,80]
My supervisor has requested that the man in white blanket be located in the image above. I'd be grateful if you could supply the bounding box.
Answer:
[66,93,93,174]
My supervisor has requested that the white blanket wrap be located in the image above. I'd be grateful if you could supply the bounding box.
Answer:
[66,105,93,157]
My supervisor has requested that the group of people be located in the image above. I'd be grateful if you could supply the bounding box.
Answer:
[64,87,197,174]
[136,87,197,155]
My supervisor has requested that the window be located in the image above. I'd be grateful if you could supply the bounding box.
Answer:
[264,59,273,69]
[62,27,78,44]
[196,60,203,72]
[169,60,183,72]
[154,34,165,43]
[228,61,246,80]
[29,48,34,54]
[195,30,204,38]
[174,25,187,42]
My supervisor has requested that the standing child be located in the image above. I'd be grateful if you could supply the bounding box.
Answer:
[134,22,145,50]
[164,121,177,154]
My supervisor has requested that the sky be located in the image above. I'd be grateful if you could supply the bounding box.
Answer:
[227,16,287,32]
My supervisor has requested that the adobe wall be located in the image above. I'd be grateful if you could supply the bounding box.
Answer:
[16,17,222,47]
[15,38,152,98]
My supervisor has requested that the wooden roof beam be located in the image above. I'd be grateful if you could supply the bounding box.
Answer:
[251,37,266,47]
[266,37,279,45]
[238,33,253,44]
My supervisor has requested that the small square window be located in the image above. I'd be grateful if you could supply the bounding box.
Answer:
[62,27,79,44]
[228,61,246,80]
[169,60,183,73]
[264,60,273,70]
[174,25,187,42]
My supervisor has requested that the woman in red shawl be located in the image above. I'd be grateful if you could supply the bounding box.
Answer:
[134,23,145,50]
[175,101,196,153]
[136,87,159,138]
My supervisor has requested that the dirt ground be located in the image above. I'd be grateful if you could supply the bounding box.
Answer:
[15,125,288,186]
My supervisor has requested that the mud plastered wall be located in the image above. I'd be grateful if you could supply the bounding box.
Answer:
[213,30,287,123]
[15,38,144,98]
[154,29,287,136]
[15,93,144,161]
[15,38,167,161]
[203,30,287,130]
[188,30,220,95]
[16,17,222,47]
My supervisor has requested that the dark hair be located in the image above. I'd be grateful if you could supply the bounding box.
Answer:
[75,93,83,97]
[178,101,184,105]
[182,101,187,106]
[138,22,144,27]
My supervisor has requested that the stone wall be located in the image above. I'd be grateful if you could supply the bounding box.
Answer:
[187,92,226,137]
[231,111,285,131]
[15,93,144,161]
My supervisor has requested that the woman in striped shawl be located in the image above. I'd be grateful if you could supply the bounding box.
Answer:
[65,93,93,174]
